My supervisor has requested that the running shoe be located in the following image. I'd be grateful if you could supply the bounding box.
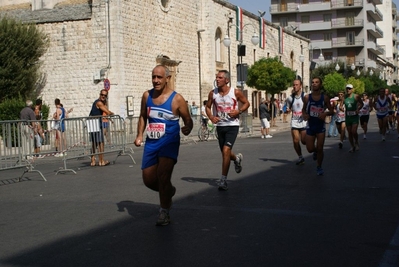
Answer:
[234,153,243,173]
[312,152,317,161]
[156,209,170,226]
[316,166,324,176]
[218,179,228,191]
[261,135,265,139]
[296,157,305,165]
[363,134,367,139]
[265,135,273,138]
[382,135,386,141]
[338,142,343,149]
[349,147,355,153]
[355,144,360,151]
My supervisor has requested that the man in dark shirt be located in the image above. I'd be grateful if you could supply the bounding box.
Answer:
[20,100,36,159]
[259,98,272,138]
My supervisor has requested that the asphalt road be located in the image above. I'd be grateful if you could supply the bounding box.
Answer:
[1,115,399,267]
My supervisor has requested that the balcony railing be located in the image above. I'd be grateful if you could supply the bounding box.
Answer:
[332,38,364,47]
[269,3,299,13]
[331,0,363,8]
[331,18,363,28]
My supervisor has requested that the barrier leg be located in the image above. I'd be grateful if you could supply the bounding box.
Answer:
[19,164,47,182]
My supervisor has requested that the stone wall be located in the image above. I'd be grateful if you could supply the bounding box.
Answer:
[0,0,309,118]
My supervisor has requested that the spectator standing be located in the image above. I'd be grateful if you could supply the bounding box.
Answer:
[134,65,192,226]
[259,98,272,139]
[191,101,199,116]
[89,90,114,166]
[20,100,37,159]
[53,98,66,157]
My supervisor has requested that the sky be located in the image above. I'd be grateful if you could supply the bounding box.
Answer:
[226,0,272,21]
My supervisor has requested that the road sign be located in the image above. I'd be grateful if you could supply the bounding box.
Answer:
[104,79,111,91]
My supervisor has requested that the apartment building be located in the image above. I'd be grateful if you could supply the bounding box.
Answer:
[270,0,399,85]
[377,1,399,84]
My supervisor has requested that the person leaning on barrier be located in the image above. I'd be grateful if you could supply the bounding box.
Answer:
[20,100,37,159]
[89,89,114,167]
[134,65,193,226]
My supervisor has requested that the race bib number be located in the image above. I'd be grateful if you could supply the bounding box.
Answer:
[292,111,303,120]
[379,107,388,113]
[146,123,166,139]
[338,113,345,118]
[309,106,323,117]
[217,111,231,120]
[346,111,357,116]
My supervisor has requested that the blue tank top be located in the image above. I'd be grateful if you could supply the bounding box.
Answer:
[307,93,325,127]
[146,89,180,136]
[60,107,66,131]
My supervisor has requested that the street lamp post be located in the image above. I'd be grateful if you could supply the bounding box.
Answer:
[299,46,324,92]
[223,23,259,132]
[335,61,356,78]
[223,25,259,89]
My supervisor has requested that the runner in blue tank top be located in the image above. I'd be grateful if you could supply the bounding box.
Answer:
[302,77,333,176]
[134,65,193,226]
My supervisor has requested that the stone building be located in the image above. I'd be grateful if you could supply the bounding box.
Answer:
[0,0,309,118]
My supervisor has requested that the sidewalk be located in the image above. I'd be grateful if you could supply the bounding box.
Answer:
[250,113,291,137]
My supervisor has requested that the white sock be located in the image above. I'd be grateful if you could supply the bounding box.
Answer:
[221,175,227,180]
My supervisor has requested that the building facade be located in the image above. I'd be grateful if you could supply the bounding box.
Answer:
[271,0,399,84]
[1,0,308,118]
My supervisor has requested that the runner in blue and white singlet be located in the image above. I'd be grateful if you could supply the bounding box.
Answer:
[374,88,392,141]
[142,89,180,169]
[302,77,333,176]
[134,65,193,226]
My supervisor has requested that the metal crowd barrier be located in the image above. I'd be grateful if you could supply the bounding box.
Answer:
[55,115,135,174]
[112,113,253,146]
[123,116,139,146]
[0,115,136,180]
[0,120,46,181]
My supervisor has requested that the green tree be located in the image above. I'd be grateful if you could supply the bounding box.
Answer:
[0,17,49,102]
[347,77,365,95]
[246,57,296,99]
[323,72,346,97]
[359,77,374,96]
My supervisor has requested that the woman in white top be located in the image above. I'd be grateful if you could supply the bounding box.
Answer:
[334,91,346,149]
[359,93,371,139]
